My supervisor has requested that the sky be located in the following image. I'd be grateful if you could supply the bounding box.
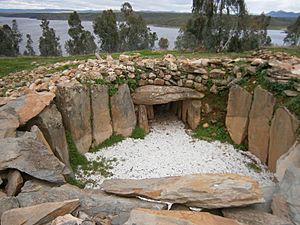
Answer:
[0,0,299,14]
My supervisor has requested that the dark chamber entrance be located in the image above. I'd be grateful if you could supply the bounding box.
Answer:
[151,102,181,122]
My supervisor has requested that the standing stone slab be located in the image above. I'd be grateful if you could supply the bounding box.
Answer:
[111,84,136,137]
[146,105,154,120]
[5,170,23,196]
[276,142,300,181]
[181,100,191,123]
[56,83,92,154]
[0,137,66,184]
[102,174,264,209]
[138,105,150,133]
[248,86,275,163]
[187,100,201,130]
[268,107,299,172]
[226,85,252,145]
[91,85,113,146]
[1,199,80,225]
[28,104,70,167]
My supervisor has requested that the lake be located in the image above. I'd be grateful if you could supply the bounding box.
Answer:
[0,16,286,56]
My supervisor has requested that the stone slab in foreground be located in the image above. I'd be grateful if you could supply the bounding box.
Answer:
[102,174,264,209]
[1,199,79,225]
[124,208,242,225]
[0,137,66,184]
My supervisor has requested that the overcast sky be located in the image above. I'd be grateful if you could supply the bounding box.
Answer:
[0,0,299,14]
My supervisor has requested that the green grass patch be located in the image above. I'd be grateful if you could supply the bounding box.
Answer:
[247,162,262,173]
[193,122,247,151]
[131,127,146,139]
[284,95,300,119]
[66,132,117,188]
[90,134,125,152]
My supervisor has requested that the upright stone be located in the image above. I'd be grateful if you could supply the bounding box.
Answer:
[226,85,252,145]
[28,104,69,167]
[268,107,299,172]
[5,170,23,196]
[56,82,92,154]
[111,84,136,137]
[276,142,300,181]
[91,85,113,146]
[248,86,275,163]
[181,100,191,123]
[146,105,154,120]
[138,105,150,133]
[187,100,201,130]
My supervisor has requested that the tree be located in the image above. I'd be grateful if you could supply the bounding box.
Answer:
[178,0,271,52]
[65,11,96,55]
[24,34,35,56]
[119,2,157,51]
[159,37,169,49]
[39,18,62,56]
[93,9,119,52]
[284,16,300,46]
[0,25,15,56]
[11,19,22,55]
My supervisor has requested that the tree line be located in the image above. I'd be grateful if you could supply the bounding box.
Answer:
[0,0,299,57]
[0,2,170,57]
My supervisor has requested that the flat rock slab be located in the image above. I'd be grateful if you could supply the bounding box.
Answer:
[124,208,242,225]
[223,208,292,225]
[1,199,80,225]
[0,136,66,184]
[132,85,204,105]
[102,174,264,208]
[17,182,166,224]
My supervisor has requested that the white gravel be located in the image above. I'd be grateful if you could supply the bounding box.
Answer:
[81,116,274,189]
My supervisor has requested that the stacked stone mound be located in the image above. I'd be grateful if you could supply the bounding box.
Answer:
[0,51,300,224]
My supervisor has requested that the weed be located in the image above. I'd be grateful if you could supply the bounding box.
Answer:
[131,127,146,139]
[247,162,262,173]
[284,95,300,119]
[90,134,125,152]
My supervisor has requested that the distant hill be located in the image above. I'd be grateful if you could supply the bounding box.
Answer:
[267,10,300,18]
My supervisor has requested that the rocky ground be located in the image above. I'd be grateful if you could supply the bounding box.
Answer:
[80,114,274,189]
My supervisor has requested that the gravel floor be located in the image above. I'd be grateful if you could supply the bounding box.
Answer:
[81,115,275,189]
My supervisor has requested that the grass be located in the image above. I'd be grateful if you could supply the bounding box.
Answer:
[131,127,146,139]
[46,63,79,74]
[66,132,117,188]
[90,134,124,153]
[193,122,247,151]
[246,162,262,173]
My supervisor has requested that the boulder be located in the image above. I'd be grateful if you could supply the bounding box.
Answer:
[28,104,70,167]
[132,85,204,105]
[138,105,150,133]
[17,182,166,224]
[91,85,113,146]
[226,85,252,145]
[187,100,201,130]
[111,84,136,137]
[102,174,264,209]
[248,86,275,163]
[0,106,19,138]
[0,197,19,222]
[276,142,300,181]
[5,91,55,125]
[27,125,53,153]
[272,166,300,224]
[56,82,92,154]
[5,170,23,196]
[0,136,67,184]
[268,107,299,172]
[124,209,242,225]
[1,199,80,225]
[51,214,83,225]
[223,208,292,225]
